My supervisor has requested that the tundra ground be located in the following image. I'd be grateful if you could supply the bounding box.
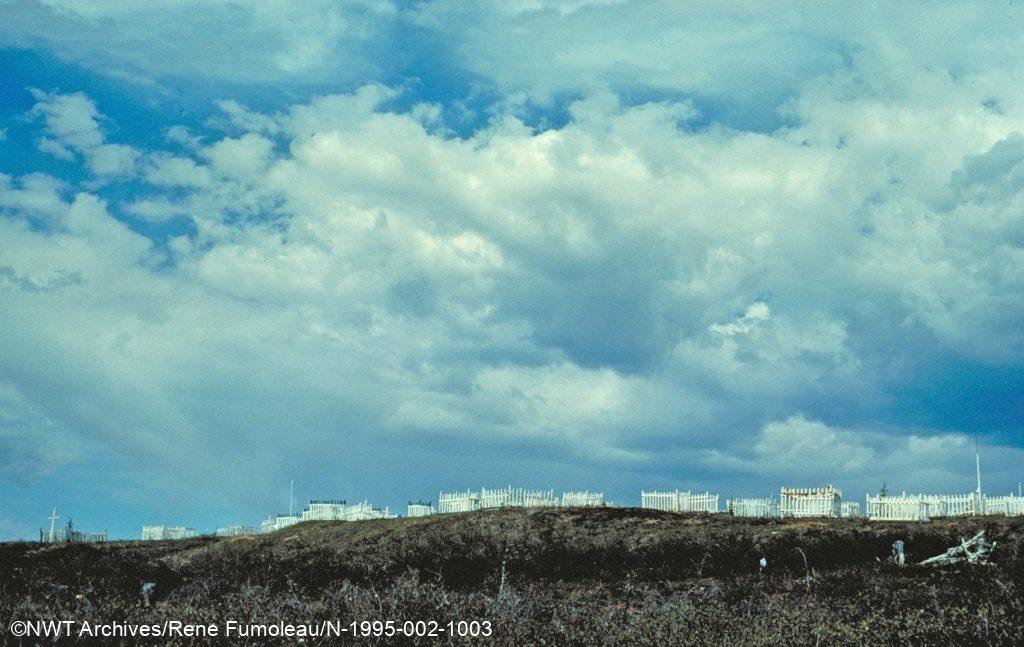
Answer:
[2,508,1022,645]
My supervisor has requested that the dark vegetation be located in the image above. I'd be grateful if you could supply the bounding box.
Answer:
[2,508,1023,645]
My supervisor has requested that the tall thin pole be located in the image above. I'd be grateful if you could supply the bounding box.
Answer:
[289,480,294,516]
[975,437,982,495]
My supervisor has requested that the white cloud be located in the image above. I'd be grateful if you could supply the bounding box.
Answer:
[29,89,139,178]
[121,198,188,222]
[165,126,203,149]
[201,134,275,181]
[0,172,68,221]
[213,100,281,135]
[392,362,693,464]
[86,143,138,177]
[705,415,1024,497]
[410,2,1024,119]
[709,302,771,336]
[411,2,850,110]
[3,47,1024,505]
[0,1,398,85]
[707,415,875,478]
[29,89,105,150]
[143,155,212,188]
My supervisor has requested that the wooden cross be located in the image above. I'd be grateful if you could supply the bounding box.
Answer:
[47,507,60,542]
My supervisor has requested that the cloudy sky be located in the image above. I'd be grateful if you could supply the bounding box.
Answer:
[1,1,1023,539]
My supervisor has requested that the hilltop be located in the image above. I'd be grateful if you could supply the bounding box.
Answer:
[2,507,1023,645]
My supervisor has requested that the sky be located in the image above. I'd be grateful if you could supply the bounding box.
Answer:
[1,1,1023,540]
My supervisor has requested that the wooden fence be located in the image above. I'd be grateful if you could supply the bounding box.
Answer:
[866,494,931,522]
[40,527,108,543]
[560,491,605,507]
[728,497,777,517]
[779,486,842,518]
[641,490,719,513]
[214,524,258,537]
[480,487,557,508]
[301,499,349,521]
[141,525,197,540]
[986,494,1024,516]
[343,501,395,521]
[407,501,435,517]
[438,490,481,513]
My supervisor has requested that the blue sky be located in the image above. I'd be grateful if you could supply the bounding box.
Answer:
[2,1,1024,540]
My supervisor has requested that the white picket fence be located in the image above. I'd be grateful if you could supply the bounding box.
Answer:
[438,490,481,513]
[866,492,982,521]
[641,490,719,513]
[214,524,258,537]
[480,487,557,508]
[728,497,777,518]
[438,487,564,513]
[779,486,842,518]
[300,500,395,521]
[259,514,300,533]
[141,525,197,540]
[561,491,605,507]
[919,493,980,517]
[986,494,1024,516]
[343,501,395,521]
[301,499,349,521]
[407,502,435,517]
[208,480,1024,533]
[41,527,108,543]
[866,494,932,522]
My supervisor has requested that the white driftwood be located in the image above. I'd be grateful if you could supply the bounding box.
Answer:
[919,530,995,566]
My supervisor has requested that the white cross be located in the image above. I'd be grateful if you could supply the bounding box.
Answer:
[48,507,60,542]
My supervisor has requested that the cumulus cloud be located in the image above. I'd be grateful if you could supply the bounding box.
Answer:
[29,89,138,177]
[2,3,1024,518]
[706,415,1024,498]
[201,133,276,181]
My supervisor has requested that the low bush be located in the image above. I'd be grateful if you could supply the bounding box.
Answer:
[1,509,1021,645]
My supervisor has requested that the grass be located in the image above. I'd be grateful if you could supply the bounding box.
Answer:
[2,508,1022,645]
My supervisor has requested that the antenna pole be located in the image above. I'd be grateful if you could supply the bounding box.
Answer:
[975,437,982,495]
[289,480,294,516]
